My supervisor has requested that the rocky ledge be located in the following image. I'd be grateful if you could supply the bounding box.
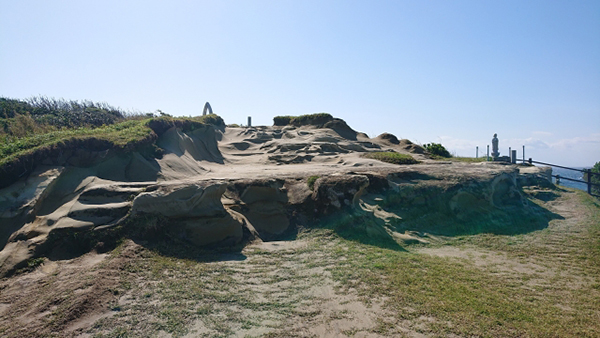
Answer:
[0,161,552,277]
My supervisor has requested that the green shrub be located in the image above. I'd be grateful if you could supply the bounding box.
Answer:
[290,113,333,127]
[590,162,600,196]
[273,116,294,126]
[273,113,333,127]
[27,257,45,268]
[423,143,451,158]
[197,113,225,127]
[361,152,419,165]
[307,175,320,190]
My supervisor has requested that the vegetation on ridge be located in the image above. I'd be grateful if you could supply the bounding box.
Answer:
[590,161,600,196]
[362,151,419,165]
[0,96,225,189]
[0,96,134,139]
[273,113,333,126]
[423,142,451,158]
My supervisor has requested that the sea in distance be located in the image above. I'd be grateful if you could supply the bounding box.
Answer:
[548,166,591,191]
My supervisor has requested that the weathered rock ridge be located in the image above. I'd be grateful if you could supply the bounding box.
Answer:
[0,121,553,276]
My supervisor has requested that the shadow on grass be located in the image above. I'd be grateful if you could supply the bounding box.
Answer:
[128,220,300,263]
[135,239,249,263]
[313,192,564,252]
[395,201,563,238]
[316,213,407,252]
[41,212,306,267]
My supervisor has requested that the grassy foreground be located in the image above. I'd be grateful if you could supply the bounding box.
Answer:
[0,182,597,337]
[328,190,600,336]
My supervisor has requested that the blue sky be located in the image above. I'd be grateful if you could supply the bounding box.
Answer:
[1,0,599,166]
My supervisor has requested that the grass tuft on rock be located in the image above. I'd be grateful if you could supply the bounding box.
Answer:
[362,151,419,165]
[307,175,320,190]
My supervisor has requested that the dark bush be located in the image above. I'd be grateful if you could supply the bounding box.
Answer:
[198,114,225,127]
[591,161,600,196]
[423,143,451,158]
[273,113,334,127]
[291,113,333,127]
[274,116,294,126]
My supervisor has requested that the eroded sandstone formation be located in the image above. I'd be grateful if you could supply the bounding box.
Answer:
[0,119,553,276]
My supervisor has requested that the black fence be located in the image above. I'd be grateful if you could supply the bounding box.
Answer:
[519,158,600,197]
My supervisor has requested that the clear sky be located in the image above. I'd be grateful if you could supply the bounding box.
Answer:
[1,0,599,166]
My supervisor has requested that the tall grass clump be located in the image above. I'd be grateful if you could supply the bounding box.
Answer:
[0,96,128,131]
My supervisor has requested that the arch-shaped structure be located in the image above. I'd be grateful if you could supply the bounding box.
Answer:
[203,102,213,116]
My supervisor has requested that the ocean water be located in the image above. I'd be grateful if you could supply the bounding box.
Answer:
[549,166,590,191]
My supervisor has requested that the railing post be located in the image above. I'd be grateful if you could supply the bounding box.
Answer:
[587,169,592,195]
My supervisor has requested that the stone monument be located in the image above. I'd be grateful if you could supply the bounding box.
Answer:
[203,102,213,116]
[491,133,499,159]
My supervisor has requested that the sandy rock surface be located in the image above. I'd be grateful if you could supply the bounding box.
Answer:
[0,123,550,276]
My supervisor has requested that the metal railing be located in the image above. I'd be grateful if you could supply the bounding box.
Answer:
[518,158,600,197]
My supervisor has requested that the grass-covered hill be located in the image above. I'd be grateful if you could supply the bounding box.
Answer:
[0,96,224,189]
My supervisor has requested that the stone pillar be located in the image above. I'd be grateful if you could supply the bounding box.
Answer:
[248,116,252,127]
[511,150,517,164]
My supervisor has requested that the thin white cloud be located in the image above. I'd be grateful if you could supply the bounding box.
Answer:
[549,133,600,149]
[531,131,553,136]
